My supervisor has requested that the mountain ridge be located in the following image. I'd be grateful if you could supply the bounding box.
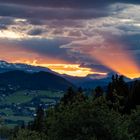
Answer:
[0,70,75,91]
[0,60,57,74]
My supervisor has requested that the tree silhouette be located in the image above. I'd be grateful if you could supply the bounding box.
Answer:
[94,86,103,98]
[32,106,45,132]
[60,87,75,105]
[106,75,130,113]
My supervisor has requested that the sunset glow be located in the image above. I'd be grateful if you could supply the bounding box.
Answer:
[0,42,139,78]
[34,63,107,77]
[88,44,140,79]
[35,64,95,77]
[14,60,106,77]
[1,57,99,77]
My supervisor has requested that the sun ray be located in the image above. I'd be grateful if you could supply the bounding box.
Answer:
[88,43,140,79]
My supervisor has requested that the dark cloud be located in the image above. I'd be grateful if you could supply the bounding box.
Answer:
[0,0,110,8]
[28,19,45,25]
[0,0,139,21]
[46,20,85,28]
[120,35,140,50]
[0,25,7,30]
[0,17,14,29]
[0,0,140,8]
[18,38,71,61]
[80,63,113,73]
[27,28,45,36]
[0,0,139,23]
[0,4,109,20]
[0,17,14,25]
[0,38,77,63]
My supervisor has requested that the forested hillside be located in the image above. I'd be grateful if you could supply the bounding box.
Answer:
[1,75,139,140]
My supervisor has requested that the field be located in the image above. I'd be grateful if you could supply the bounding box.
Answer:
[0,90,64,127]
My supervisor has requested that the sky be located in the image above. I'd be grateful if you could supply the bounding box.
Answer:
[0,0,140,78]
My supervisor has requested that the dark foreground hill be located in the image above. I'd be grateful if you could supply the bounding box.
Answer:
[0,70,74,91]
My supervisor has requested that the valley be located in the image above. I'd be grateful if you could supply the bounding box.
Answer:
[0,90,64,127]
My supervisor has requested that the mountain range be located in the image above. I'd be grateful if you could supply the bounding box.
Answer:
[0,60,138,89]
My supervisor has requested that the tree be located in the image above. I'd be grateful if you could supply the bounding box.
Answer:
[46,97,133,140]
[60,87,75,105]
[94,86,103,98]
[32,106,45,132]
[107,89,125,113]
[11,129,47,140]
[130,80,140,105]
[106,75,130,113]
[128,108,140,140]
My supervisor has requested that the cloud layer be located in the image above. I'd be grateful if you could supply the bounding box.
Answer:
[0,0,139,76]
